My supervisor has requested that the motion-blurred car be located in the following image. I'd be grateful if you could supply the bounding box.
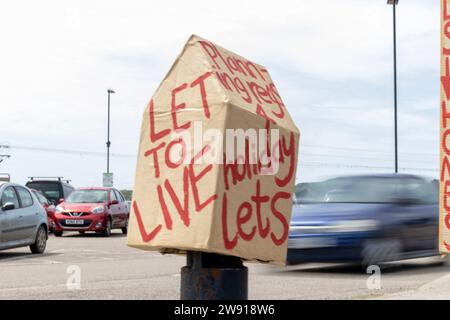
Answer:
[288,174,439,267]
[53,187,129,237]
[0,181,48,253]
[26,177,75,205]
[31,189,56,231]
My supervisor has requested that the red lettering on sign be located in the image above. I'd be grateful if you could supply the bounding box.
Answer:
[443,101,450,128]
[221,192,238,250]
[220,174,293,248]
[270,192,291,246]
[191,71,213,119]
[256,104,276,124]
[149,99,170,143]
[189,163,217,213]
[275,132,296,187]
[165,138,186,169]
[132,201,162,242]
[164,167,190,227]
[251,180,270,239]
[237,202,256,241]
[171,83,191,131]
[444,181,450,217]
[144,142,165,178]
[442,157,450,181]
[157,184,173,230]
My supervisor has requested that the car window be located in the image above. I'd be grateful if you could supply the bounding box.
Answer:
[114,190,124,203]
[63,184,74,198]
[295,177,437,204]
[26,181,62,204]
[1,186,20,209]
[66,190,108,203]
[110,190,118,203]
[35,192,49,205]
[16,187,33,208]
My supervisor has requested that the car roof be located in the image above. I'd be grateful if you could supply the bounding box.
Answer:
[0,182,29,188]
[27,179,72,185]
[325,173,432,181]
[77,187,113,191]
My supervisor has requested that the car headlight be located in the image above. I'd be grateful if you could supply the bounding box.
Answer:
[91,206,105,214]
[55,205,64,213]
[332,219,378,233]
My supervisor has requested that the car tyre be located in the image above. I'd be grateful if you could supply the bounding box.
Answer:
[121,222,128,235]
[361,239,402,270]
[53,230,63,237]
[30,226,47,254]
[102,218,112,237]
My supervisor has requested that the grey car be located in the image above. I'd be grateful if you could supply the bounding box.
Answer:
[0,182,48,253]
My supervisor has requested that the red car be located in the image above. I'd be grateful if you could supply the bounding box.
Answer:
[53,187,129,237]
[31,189,56,231]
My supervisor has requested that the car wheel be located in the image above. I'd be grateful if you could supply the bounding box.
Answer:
[361,239,403,270]
[102,218,112,237]
[53,230,63,237]
[121,222,128,235]
[30,226,47,254]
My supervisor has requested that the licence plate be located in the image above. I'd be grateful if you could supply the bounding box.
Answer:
[288,237,337,249]
[65,219,84,225]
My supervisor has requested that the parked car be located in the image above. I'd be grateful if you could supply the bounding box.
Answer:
[31,189,56,231]
[53,187,129,237]
[288,174,439,267]
[0,182,48,253]
[25,177,75,205]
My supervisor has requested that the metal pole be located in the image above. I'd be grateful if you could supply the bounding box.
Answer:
[107,90,111,174]
[180,251,248,300]
[393,2,398,173]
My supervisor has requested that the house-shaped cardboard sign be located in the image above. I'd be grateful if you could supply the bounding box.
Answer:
[127,35,300,264]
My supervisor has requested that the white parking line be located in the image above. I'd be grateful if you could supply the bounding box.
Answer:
[0,259,63,266]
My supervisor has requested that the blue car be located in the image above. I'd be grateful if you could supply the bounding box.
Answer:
[287,174,439,267]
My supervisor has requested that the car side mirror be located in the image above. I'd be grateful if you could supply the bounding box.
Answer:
[111,199,119,205]
[2,202,15,211]
[58,198,64,204]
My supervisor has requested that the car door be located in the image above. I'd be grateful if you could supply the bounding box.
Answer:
[395,179,438,252]
[114,190,128,227]
[109,190,120,227]
[14,186,39,241]
[0,186,23,244]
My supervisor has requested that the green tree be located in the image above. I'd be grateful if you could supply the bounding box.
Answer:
[120,190,133,201]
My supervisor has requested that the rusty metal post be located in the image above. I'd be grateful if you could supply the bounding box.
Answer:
[180,251,248,300]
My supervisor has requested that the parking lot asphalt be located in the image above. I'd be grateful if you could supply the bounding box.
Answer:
[0,231,449,299]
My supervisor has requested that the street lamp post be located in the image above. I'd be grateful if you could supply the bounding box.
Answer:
[388,0,399,173]
[106,88,115,174]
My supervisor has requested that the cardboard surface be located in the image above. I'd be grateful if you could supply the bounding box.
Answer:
[441,0,450,254]
[127,35,300,264]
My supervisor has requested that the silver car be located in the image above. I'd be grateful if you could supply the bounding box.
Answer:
[0,182,48,253]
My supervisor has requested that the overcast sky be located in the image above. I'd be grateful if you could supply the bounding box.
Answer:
[0,0,440,189]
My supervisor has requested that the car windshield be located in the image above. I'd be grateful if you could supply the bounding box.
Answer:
[32,191,47,205]
[295,177,437,204]
[66,190,108,204]
[26,182,61,204]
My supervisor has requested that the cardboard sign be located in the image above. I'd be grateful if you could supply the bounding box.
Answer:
[127,35,300,264]
[441,0,450,254]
